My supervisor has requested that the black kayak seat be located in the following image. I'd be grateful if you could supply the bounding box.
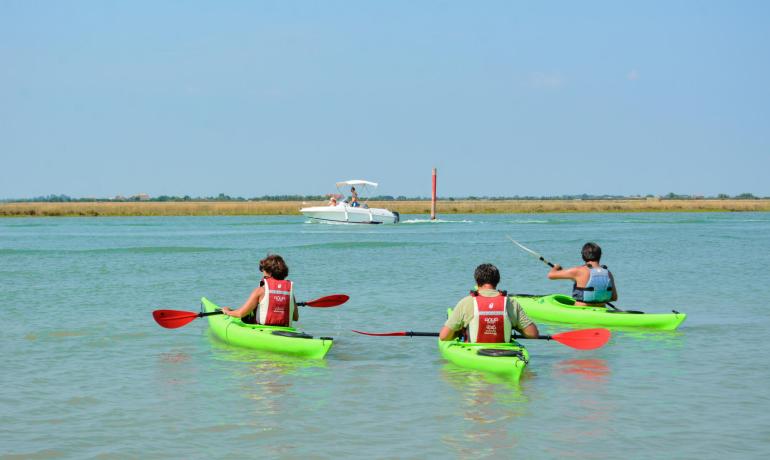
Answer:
[271,331,313,339]
[477,348,525,358]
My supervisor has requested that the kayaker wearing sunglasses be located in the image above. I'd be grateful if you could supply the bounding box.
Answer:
[222,254,299,326]
[547,242,618,306]
[439,263,539,342]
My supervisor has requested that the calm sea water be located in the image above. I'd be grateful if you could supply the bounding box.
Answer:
[2,213,769,459]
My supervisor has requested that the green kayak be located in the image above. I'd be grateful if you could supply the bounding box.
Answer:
[202,297,333,359]
[438,308,529,381]
[513,294,686,330]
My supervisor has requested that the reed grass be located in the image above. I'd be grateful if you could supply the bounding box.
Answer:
[1,199,769,217]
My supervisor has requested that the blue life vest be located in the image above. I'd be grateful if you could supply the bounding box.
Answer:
[572,265,613,303]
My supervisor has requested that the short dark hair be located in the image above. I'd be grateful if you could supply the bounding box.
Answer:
[581,242,602,262]
[259,254,289,280]
[474,263,500,288]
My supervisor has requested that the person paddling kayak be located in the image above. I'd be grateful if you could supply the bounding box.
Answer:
[439,263,539,342]
[547,242,618,306]
[222,254,299,326]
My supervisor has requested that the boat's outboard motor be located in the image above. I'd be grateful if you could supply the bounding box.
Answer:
[393,211,400,223]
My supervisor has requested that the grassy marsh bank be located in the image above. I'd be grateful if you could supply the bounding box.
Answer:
[2,199,769,217]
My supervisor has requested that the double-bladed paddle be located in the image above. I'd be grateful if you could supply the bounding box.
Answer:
[152,294,349,329]
[352,328,611,350]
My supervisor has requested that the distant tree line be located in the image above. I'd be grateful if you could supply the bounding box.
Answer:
[1,192,767,203]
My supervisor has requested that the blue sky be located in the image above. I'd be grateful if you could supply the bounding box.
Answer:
[2,1,769,198]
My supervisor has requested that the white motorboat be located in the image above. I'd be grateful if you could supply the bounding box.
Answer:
[300,180,400,224]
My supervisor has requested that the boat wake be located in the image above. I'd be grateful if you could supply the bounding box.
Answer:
[400,218,475,224]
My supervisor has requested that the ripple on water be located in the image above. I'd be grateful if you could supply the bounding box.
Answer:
[4,213,770,458]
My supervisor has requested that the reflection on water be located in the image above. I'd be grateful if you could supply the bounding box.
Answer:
[206,332,328,416]
[154,349,199,403]
[440,363,528,395]
[553,358,610,383]
[206,331,328,371]
[546,356,615,454]
[614,328,686,343]
[159,351,190,364]
[440,364,530,456]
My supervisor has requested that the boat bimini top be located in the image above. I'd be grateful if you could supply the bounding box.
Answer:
[335,179,378,188]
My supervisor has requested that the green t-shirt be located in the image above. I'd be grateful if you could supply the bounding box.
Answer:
[444,289,533,333]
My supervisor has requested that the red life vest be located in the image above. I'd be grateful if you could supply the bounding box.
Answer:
[468,291,511,343]
[256,278,295,326]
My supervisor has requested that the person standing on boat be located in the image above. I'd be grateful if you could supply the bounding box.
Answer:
[547,242,618,306]
[349,186,359,207]
[439,263,539,342]
[221,254,299,326]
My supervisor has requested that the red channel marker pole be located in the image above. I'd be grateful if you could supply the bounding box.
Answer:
[431,168,437,220]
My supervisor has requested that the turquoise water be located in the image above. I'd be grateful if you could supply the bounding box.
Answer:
[2,213,769,459]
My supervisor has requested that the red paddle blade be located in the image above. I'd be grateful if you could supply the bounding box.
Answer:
[352,330,407,336]
[551,328,611,350]
[152,310,200,329]
[304,294,349,308]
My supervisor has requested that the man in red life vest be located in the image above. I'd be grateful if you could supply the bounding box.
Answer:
[439,263,539,342]
[221,254,299,326]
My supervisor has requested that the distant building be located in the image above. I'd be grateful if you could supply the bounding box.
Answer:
[131,194,151,201]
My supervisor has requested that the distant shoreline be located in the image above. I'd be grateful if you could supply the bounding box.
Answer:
[2,199,769,217]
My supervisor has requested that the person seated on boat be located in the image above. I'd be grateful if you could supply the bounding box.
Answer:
[221,254,299,326]
[328,195,338,207]
[547,242,618,306]
[439,263,539,342]
[349,186,359,207]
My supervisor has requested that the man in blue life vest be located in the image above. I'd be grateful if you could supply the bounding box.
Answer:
[221,254,299,326]
[547,242,618,306]
[439,263,539,342]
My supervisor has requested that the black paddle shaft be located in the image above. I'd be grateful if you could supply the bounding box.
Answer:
[403,331,554,340]
[197,310,224,318]
[513,334,552,341]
